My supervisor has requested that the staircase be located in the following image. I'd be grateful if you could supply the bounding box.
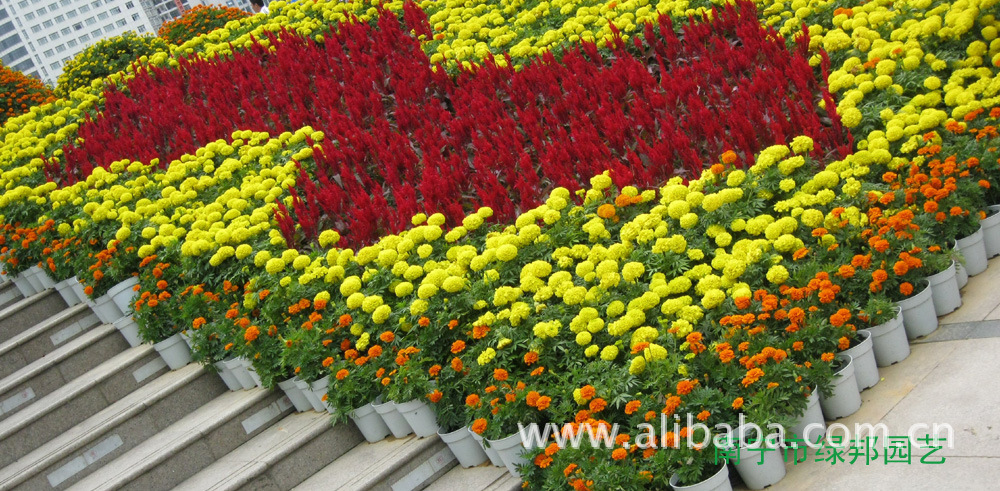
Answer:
[0,281,523,491]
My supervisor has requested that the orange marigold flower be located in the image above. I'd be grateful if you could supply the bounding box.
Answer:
[676,380,696,395]
[335,369,349,380]
[742,368,764,387]
[580,385,596,400]
[471,418,487,435]
[534,453,553,468]
[451,357,463,372]
[465,394,481,407]
[244,325,260,342]
[524,351,539,365]
[322,357,334,367]
[450,340,466,353]
[526,391,541,407]
[192,317,207,329]
[596,204,616,219]
[589,398,607,413]
[611,448,627,460]
[900,282,914,296]
[427,390,443,403]
[418,316,430,327]
[732,397,744,410]
[494,368,509,381]
[380,331,395,343]
[821,352,835,362]
[428,364,442,376]
[472,325,490,339]
[536,396,551,410]
[625,400,641,415]
[697,410,710,421]
[710,163,725,175]
[721,150,737,165]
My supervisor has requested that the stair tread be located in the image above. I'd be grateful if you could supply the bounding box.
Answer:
[484,472,523,491]
[0,290,46,319]
[0,322,116,396]
[178,410,331,490]
[424,464,511,491]
[68,387,275,491]
[0,363,205,489]
[294,434,438,490]
[0,303,92,357]
[0,344,157,441]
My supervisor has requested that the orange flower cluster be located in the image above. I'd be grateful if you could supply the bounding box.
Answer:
[0,64,55,124]
[157,5,250,45]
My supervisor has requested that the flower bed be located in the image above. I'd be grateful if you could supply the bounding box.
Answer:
[0,0,998,488]
[61,3,845,248]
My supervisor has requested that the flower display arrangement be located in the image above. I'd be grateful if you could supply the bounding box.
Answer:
[0,0,999,489]
[0,64,56,125]
[157,5,251,46]
[54,32,169,98]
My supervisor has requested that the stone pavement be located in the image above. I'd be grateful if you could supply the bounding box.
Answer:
[747,255,1000,490]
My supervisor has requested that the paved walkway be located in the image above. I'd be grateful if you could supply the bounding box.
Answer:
[753,255,1000,489]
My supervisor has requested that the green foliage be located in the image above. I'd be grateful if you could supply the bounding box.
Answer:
[55,32,168,97]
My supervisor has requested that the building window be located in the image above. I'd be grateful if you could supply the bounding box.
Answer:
[55,43,64,52]
[67,9,76,17]
[38,36,47,45]
[60,0,71,5]
[48,3,57,11]
[109,7,120,14]
[25,12,35,20]
[91,0,100,7]
[36,7,46,14]
[78,33,88,41]
[67,38,76,47]
[54,15,64,22]
[41,19,52,27]
[79,4,89,12]
[97,12,108,20]
[115,18,125,27]
[102,24,112,33]
[136,25,144,33]
[131,13,139,21]
[30,25,40,32]
[85,16,95,24]
[43,48,52,56]
[17,1,28,8]
[91,28,99,37]
[125,1,133,7]
[50,61,59,70]
[61,27,69,34]
[73,22,81,30]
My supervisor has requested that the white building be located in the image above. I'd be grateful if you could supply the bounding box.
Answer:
[0,0,161,85]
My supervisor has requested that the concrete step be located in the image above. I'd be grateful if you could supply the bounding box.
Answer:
[294,434,456,491]
[0,304,101,379]
[0,363,227,490]
[425,465,517,491]
[0,344,168,469]
[68,388,293,491]
[0,290,68,341]
[0,281,23,310]
[483,473,522,491]
[0,322,130,424]
[178,411,364,490]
